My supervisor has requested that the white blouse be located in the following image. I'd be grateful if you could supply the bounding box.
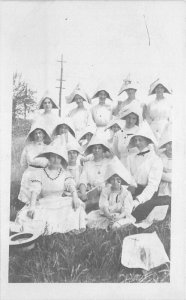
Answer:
[68,107,94,135]
[32,112,61,137]
[91,104,113,127]
[127,147,163,204]
[20,142,48,168]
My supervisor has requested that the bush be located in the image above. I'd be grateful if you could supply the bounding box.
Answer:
[12,118,31,138]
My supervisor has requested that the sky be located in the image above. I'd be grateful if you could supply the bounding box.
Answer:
[0,1,185,113]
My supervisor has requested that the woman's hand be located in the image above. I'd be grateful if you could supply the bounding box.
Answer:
[72,196,80,211]
[78,192,88,202]
[27,208,35,219]
[132,199,140,211]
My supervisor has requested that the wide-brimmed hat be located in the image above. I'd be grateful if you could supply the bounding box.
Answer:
[118,74,139,96]
[25,122,51,144]
[105,157,133,185]
[119,103,143,126]
[159,124,172,149]
[92,84,113,101]
[104,118,123,131]
[67,140,83,155]
[84,134,112,156]
[36,143,68,168]
[66,84,90,104]
[9,231,41,250]
[130,121,158,146]
[38,96,59,109]
[52,118,76,137]
[148,79,172,95]
[78,125,97,142]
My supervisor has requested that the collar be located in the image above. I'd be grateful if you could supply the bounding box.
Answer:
[137,149,150,156]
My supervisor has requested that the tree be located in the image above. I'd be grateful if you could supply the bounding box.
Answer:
[12,72,37,122]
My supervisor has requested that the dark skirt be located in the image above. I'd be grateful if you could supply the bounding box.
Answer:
[131,185,171,223]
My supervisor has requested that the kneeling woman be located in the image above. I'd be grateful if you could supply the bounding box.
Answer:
[87,159,134,230]
[15,144,87,235]
[127,122,164,223]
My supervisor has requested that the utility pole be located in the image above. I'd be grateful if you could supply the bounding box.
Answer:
[56,54,66,117]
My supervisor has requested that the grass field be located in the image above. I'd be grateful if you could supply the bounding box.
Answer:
[9,135,171,283]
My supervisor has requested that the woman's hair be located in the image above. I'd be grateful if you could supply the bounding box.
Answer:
[89,144,109,153]
[40,97,53,108]
[29,128,46,141]
[46,152,67,168]
[122,112,139,126]
[55,124,70,135]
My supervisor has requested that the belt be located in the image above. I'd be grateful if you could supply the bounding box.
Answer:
[29,165,43,168]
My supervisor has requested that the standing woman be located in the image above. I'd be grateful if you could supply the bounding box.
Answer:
[52,118,77,146]
[145,79,172,141]
[33,96,60,137]
[66,85,95,137]
[127,122,164,223]
[78,135,113,212]
[113,103,142,168]
[91,86,113,136]
[18,122,51,205]
[15,144,87,235]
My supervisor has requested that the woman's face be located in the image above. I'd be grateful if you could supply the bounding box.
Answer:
[111,124,121,133]
[125,113,138,129]
[43,98,53,112]
[49,153,62,169]
[155,84,165,96]
[126,88,136,98]
[68,150,78,164]
[98,90,107,104]
[109,175,121,190]
[165,142,172,157]
[85,132,93,142]
[74,95,84,106]
[92,144,104,158]
[134,136,149,151]
[58,124,69,135]
[33,129,45,142]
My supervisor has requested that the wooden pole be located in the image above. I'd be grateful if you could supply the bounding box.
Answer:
[57,54,66,117]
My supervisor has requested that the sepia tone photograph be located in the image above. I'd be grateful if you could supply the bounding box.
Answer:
[0,0,185,299]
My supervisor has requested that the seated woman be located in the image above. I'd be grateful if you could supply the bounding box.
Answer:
[66,84,95,137]
[52,117,76,145]
[18,122,51,206]
[15,144,87,235]
[32,96,60,137]
[78,135,113,213]
[87,158,135,230]
[67,140,83,187]
[127,121,164,223]
[113,103,142,168]
[158,125,172,201]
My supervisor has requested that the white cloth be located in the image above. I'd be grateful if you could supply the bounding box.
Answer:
[158,152,172,196]
[121,232,169,271]
[127,147,163,203]
[16,168,87,235]
[33,112,61,137]
[67,164,83,187]
[19,142,48,203]
[91,104,113,129]
[68,107,95,136]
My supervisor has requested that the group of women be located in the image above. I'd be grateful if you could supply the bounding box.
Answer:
[14,76,172,235]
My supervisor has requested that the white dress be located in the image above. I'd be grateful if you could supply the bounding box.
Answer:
[158,152,172,196]
[146,98,172,141]
[87,185,134,229]
[32,112,61,137]
[18,142,48,203]
[15,168,87,235]
[113,126,139,168]
[127,147,163,204]
[91,104,113,137]
[67,164,83,187]
[68,107,95,137]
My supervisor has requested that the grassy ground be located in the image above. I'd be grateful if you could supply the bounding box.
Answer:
[9,135,171,283]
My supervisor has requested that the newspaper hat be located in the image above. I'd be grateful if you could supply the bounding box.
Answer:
[36,143,68,168]
[105,157,132,185]
[85,134,112,156]
[119,103,143,126]
[104,118,123,131]
[38,95,59,109]
[52,117,76,137]
[121,232,169,271]
[118,74,139,96]
[67,139,83,154]
[148,78,172,95]
[92,83,113,101]
[130,121,158,146]
[66,84,90,104]
[159,124,172,148]
[25,122,51,144]
[78,125,97,142]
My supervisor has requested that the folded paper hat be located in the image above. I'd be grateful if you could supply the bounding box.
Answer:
[85,134,112,156]
[104,118,123,131]
[52,117,76,137]
[159,124,172,149]
[36,143,68,168]
[67,139,83,154]
[92,83,113,100]
[38,93,59,109]
[121,231,169,271]
[130,120,158,146]
[119,102,143,126]
[77,125,97,142]
[25,121,51,144]
[148,78,172,95]
[118,74,139,96]
[66,84,90,104]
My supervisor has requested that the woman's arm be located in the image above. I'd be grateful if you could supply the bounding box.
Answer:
[27,191,38,218]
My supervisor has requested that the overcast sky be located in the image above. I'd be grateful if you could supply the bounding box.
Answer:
[1,1,185,112]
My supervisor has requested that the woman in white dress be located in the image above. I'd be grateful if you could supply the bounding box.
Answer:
[127,122,165,223]
[87,158,134,230]
[113,103,142,168]
[52,117,77,146]
[33,97,60,137]
[78,135,113,212]
[145,79,172,141]
[15,144,86,235]
[18,122,51,205]
[66,85,95,137]
[91,86,113,136]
